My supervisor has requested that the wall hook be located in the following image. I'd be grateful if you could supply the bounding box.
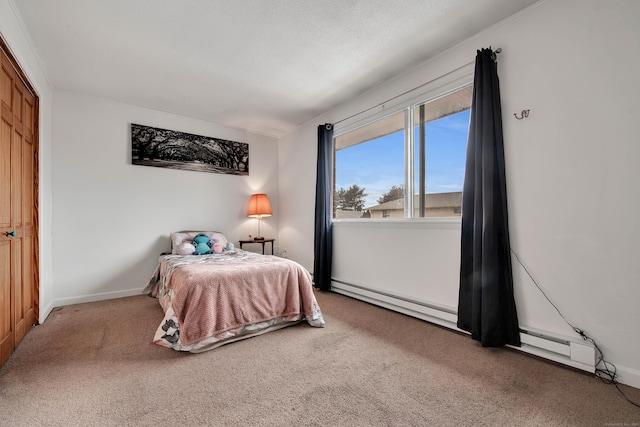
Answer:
[514,109,530,120]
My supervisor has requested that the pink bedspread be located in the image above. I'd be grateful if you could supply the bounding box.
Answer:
[170,255,319,345]
[145,251,324,351]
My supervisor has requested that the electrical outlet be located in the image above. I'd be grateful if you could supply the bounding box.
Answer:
[281,249,288,258]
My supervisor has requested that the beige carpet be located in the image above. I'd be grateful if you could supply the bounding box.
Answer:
[0,290,638,426]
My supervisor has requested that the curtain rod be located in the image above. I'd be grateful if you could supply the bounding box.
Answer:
[332,48,501,127]
[331,60,473,127]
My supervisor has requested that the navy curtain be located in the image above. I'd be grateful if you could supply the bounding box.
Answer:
[457,48,521,347]
[313,124,334,291]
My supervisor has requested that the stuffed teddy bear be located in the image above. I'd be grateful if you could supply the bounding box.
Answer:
[176,241,196,255]
[210,239,225,254]
[191,233,214,255]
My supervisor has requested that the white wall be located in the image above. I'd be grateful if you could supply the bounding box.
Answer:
[278,0,640,387]
[0,0,54,323]
[52,91,279,305]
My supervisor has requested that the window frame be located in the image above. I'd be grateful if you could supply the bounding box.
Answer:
[333,64,474,221]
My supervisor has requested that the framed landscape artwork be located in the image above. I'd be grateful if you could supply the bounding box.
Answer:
[131,123,249,175]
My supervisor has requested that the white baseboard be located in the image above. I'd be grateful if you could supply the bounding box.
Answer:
[331,280,610,378]
[331,280,460,330]
[615,364,640,390]
[39,301,55,324]
[50,288,145,311]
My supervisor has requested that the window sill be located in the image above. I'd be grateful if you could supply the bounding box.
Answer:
[332,217,461,230]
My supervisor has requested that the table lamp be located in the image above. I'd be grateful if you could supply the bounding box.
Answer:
[247,193,272,240]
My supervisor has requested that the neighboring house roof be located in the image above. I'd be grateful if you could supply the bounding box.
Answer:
[366,191,462,211]
[334,210,367,219]
[367,198,404,211]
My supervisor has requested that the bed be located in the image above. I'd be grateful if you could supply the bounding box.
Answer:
[144,231,325,353]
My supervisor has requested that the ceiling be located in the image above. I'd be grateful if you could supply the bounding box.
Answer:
[13,0,539,138]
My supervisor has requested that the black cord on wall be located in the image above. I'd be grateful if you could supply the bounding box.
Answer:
[510,249,640,408]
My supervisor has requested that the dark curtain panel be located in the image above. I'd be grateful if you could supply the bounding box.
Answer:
[313,124,334,291]
[457,48,521,347]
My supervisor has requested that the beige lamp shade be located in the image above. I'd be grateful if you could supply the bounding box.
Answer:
[247,193,272,218]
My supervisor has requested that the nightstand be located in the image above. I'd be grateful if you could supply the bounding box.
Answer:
[238,238,275,255]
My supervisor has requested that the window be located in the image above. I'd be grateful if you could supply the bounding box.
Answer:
[334,84,472,219]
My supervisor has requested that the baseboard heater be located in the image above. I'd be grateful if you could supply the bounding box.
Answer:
[331,280,596,373]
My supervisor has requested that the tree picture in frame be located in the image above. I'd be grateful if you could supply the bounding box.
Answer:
[131,123,249,175]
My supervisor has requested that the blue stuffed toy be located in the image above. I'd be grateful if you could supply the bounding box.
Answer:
[192,233,214,255]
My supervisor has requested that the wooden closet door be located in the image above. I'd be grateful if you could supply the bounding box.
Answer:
[0,45,38,366]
